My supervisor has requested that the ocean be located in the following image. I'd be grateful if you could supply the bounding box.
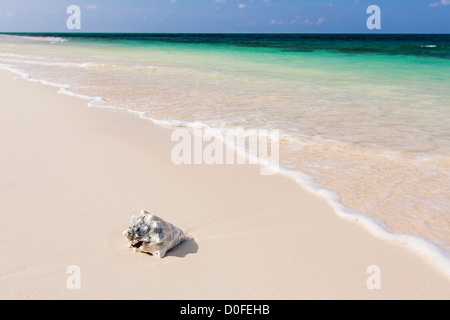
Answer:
[0,33,449,272]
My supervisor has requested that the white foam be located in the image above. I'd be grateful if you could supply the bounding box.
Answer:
[0,64,112,112]
[0,63,31,80]
[0,34,67,44]
[0,53,45,59]
[0,57,103,69]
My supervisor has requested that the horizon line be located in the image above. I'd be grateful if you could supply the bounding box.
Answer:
[1,32,449,35]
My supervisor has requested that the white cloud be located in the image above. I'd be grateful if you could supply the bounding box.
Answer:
[238,3,246,9]
[271,17,325,26]
[429,0,450,6]
[236,20,257,27]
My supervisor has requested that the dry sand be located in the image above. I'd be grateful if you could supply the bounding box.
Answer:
[0,70,448,299]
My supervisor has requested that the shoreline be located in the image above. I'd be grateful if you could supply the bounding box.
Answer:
[0,69,449,299]
[3,64,450,277]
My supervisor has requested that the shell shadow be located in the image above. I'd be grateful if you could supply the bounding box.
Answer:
[166,237,198,258]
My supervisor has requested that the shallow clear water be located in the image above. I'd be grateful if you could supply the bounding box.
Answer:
[1,33,449,255]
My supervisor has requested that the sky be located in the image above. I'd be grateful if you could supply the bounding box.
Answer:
[0,0,449,33]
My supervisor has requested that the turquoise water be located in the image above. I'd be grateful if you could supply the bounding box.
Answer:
[0,33,449,267]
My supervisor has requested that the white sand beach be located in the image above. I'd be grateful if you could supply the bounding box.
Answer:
[0,70,449,299]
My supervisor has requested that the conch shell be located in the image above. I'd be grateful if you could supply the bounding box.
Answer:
[123,210,186,258]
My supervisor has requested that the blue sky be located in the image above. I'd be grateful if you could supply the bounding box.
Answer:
[0,0,449,33]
